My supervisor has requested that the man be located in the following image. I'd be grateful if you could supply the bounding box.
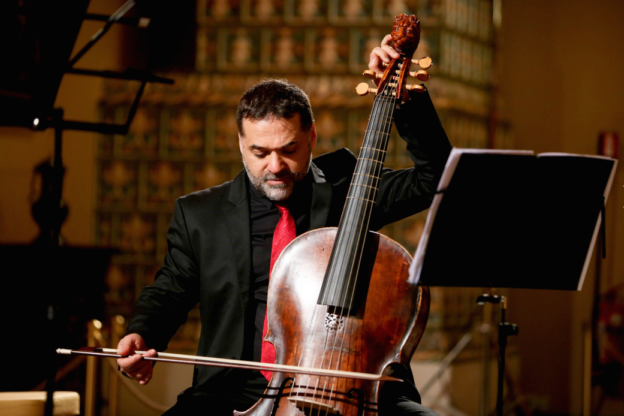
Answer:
[117,36,451,415]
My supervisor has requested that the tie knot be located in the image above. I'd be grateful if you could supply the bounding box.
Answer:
[275,202,289,214]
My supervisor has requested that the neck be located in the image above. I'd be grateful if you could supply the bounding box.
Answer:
[317,91,398,311]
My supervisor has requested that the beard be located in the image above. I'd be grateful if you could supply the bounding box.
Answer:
[242,155,311,201]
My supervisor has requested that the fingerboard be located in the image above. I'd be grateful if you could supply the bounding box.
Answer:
[318,85,399,312]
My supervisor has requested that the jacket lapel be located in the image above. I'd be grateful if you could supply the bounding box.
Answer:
[222,170,251,312]
[310,163,333,229]
[221,164,331,310]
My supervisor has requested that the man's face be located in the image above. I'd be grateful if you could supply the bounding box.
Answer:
[239,114,317,201]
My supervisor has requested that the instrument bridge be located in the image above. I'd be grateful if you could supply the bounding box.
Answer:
[288,398,341,415]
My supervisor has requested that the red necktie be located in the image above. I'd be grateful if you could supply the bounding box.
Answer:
[260,202,296,380]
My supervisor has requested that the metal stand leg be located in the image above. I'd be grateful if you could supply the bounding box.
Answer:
[478,294,518,416]
[44,108,65,416]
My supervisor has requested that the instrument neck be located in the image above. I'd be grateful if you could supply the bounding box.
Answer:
[340,92,397,231]
[318,92,398,310]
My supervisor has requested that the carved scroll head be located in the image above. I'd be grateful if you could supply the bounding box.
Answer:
[391,13,421,56]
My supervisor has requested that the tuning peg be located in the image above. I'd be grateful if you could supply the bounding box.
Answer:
[409,69,430,81]
[411,56,433,69]
[406,84,426,93]
[363,70,382,80]
[356,83,378,96]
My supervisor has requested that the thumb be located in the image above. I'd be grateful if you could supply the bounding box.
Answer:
[132,335,147,351]
[117,334,143,356]
[117,337,131,355]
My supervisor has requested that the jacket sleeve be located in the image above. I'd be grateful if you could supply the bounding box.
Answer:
[125,198,200,351]
[369,87,452,230]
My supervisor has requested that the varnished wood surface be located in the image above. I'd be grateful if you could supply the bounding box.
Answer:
[235,228,429,416]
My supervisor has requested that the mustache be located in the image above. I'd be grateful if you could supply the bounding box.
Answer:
[261,171,295,182]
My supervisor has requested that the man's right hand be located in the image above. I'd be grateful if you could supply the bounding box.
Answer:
[116,333,157,385]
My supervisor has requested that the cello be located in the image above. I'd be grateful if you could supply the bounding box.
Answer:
[238,13,431,416]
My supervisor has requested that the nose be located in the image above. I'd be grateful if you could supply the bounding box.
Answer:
[267,152,286,174]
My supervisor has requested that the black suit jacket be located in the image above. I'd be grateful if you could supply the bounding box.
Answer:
[126,90,452,391]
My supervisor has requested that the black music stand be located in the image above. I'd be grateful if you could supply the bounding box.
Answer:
[1,2,173,415]
[408,148,618,416]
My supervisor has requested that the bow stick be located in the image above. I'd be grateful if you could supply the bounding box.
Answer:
[57,347,402,382]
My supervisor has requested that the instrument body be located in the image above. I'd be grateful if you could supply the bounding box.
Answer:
[236,228,430,416]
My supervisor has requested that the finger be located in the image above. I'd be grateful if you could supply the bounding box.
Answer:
[380,34,393,47]
[122,360,152,380]
[131,364,152,378]
[117,337,133,356]
[138,368,153,385]
[381,44,400,60]
[371,47,390,64]
[135,361,154,384]
[143,349,157,357]
[117,353,144,372]
[130,335,146,351]
[368,52,383,74]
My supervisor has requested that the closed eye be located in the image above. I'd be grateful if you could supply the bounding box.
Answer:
[281,143,298,154]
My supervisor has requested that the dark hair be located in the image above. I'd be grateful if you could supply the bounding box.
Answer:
[236,79,314,136]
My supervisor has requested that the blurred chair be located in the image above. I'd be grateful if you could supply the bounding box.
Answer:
[0,391,79,416]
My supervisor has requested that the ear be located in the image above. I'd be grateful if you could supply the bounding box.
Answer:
[238,133,244,154]
[309,123,317,149]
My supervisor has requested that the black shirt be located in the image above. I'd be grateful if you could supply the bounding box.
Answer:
[244,172,313,382]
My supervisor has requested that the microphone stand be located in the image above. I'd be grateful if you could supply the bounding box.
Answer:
[43,108,64,416]
[477,294,519,416]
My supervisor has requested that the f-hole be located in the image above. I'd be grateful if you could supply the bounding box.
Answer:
[271,377,295,416]
[346,388,365,416]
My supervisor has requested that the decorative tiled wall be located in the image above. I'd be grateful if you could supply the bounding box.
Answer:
[97,0,509,353]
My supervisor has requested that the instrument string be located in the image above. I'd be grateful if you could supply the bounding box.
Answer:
[320,72,400,414]
[293,57,405,415]
[329,69,402,413]
[287,302,327,400]
[305,90,394,415]
[333,94,395,414]
[288,88,395,405]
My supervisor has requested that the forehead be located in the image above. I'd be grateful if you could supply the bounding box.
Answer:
[240,114,304,143]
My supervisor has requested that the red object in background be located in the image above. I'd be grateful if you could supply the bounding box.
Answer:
[598,132,619,158]
[597,292,624,366]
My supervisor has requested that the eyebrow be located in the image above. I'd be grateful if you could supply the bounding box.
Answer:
[250,141,298,151]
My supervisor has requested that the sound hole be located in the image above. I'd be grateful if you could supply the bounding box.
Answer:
[324,313,345,331]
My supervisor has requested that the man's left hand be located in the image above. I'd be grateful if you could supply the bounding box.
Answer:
[368,34,401,81]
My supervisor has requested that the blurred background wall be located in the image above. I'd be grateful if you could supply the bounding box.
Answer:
[0,0,622,415]
[502,1,624,415]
